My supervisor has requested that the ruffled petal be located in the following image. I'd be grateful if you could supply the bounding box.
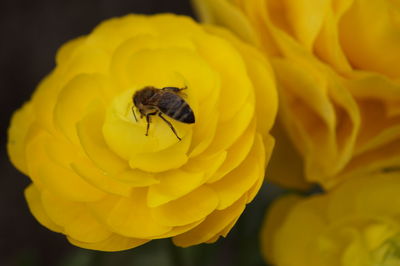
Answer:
[151,186,219,227]
[76,108,127,175]
[147,170,205,207]
[104,189,172,238]
[26,133,105,202]
[172,195,246,247]
[68,234,148,252]
[7,102,35,175]
[24,185,62,233]
[209,134,264,210]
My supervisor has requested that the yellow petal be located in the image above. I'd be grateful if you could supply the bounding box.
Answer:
[44,135,132,197]
[71,158,132,197]
[314,4,353,72]
[339,0,400,77]
[76,108,127,175]
[191,0,259,45]
[283,0,331,50]
[205,100,253,155]
[68,234,148,252]
[65,210,112,243]
[345,72,400,106]
[41,187,113,244]
[147,169,205,207]
[87,15,155,52]
[260,194,303,264]
[330,140,400,188]
[218,218,239,239]
[183,151,227,182]
[188,112,219,158]
[195,32,253,122]
[129,131,192,173]
[55,36,85,65]
[232,39,277,136]
[172,195,246,247]
[152,220,205,239]
[113,169,159,187]
[205,215,240,243]
[328,173,400,220]
[32,44,109,133]
[41,190,84,228]
[106,189,171,238]
[24,185,62,233]
[7,102,35,175]
[354,100,400,154]
[57,43,110,79]
[209,134,264,210]
[151,186,219,227]
[209,118,256,183]
[30,73,62,133]
[247,134,275,203]
[272,58,334,129]
[53,74,107,144]
[203,24,278,137]
[272,196,329,265]
[26,133,105,202]
[234,0,282,55]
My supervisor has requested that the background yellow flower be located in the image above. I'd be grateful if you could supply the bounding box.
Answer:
[193,0,400,189]
[261,172,400,266]
[7,14,277,251]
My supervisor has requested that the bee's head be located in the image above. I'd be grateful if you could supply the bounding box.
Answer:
[133,92,141,107]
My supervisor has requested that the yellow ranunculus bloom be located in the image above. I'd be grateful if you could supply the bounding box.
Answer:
[7,14,277,251]
[261,172,400,266]
[193,0,400,189]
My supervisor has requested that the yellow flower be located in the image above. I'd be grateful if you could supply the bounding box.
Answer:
[7,14,277,251]
[261,172,400,266]
[193,0,400,189]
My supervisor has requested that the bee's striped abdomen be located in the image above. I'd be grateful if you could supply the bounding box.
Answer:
[158,92,195,124]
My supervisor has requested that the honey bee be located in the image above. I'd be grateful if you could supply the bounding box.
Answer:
[132,86,195,140]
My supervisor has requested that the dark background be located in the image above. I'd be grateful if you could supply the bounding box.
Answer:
[0,1,282,265]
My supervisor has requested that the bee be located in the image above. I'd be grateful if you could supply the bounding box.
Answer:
[132,86,195,140]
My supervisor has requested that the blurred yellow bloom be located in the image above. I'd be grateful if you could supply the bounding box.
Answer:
[7,14,277,251]
[193,0,400,189]
[261,172,400,266]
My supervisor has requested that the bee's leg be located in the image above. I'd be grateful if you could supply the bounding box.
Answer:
[158,113,181,141]
[178,86,188,96]
[131,106,138,122]
[162,87,181,93]
[145,115,151,136]
[162,86,188,97]
[145,112,158,136]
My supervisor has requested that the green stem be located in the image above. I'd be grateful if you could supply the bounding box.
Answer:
[90,251,104,266]
[168,241,185,266]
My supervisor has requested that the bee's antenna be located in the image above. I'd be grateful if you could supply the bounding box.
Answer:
[132,106,138,122]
